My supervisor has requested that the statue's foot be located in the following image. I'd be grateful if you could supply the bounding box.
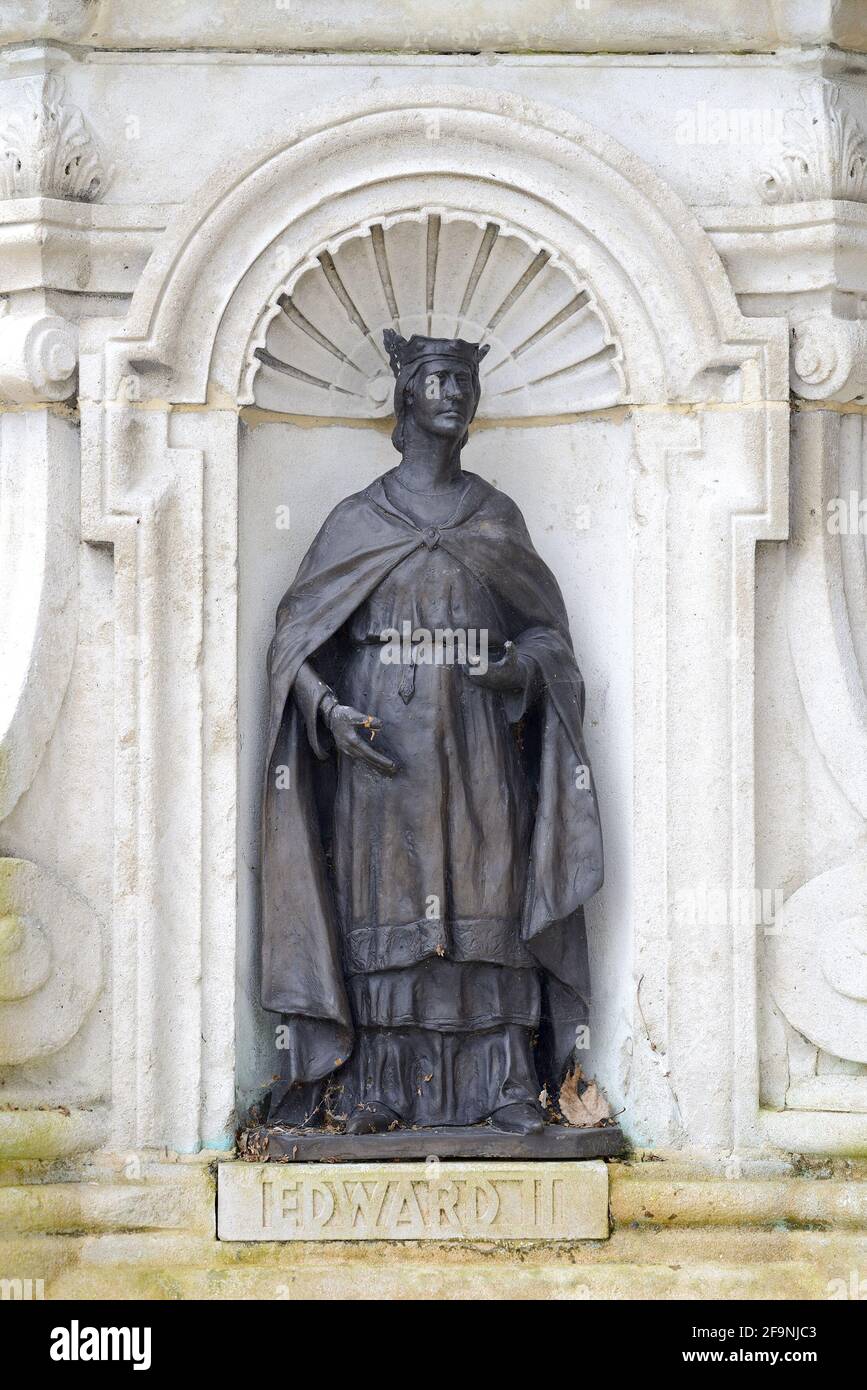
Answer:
[344,1101,400,1135]
[492,1101,545,1135]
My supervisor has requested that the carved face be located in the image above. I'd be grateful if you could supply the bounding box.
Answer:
[405,359,478,440]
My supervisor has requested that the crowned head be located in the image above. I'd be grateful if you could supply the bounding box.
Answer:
[383,330,489,453]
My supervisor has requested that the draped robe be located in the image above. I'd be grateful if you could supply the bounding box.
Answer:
[261,469,603,1124]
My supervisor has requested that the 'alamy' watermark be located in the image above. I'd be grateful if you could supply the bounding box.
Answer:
[50,1321,151,1370]
[1,1277,44,1300]
[673,883,784,933]
[827,492,867,535]
[675,103,785,147]
[826,1269,867,1300]
[380,622,489,675]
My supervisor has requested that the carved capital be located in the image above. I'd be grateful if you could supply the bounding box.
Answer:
[0,310,77,404]
[0,74,111,203]
[790,314,867,401]
[759,81,867,205]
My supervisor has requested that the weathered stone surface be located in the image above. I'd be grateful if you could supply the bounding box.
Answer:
[217,1160,610,1242]
[4,1157,867,1299]
[3,2,867,55]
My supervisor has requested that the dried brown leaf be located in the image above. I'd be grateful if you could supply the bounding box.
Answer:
[558,1066,612,1128]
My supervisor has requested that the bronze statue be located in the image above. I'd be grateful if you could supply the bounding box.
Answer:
[260,331,603,1144]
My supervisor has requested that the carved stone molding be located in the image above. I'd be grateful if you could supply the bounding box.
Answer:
[701,201,867,330]
[786,411,867,819]
[767,857,867,1065]
[631,407,788,1152]
[765,408,867,1145]
[0,75,111,203]
[98,87,787,410]
[250,211,625,418]
[0,410,80,823]
[698,205,867,399]
[760,82,867,206]
[0,200,171,297]
[0,858,101,1065]
[3,2,867,54]
[697,202,867,405]
[80,402,238,1152]
[0,309,77,404]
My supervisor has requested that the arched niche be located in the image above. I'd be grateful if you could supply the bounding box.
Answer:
[102,86,784,407]
[83,88,788,1154]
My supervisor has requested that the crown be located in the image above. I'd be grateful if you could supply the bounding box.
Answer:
[383,330,490,379]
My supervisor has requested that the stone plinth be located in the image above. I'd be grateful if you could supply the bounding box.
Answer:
[252,1123,625,1163]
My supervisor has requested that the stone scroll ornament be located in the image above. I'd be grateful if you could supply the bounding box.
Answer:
[260,330,605,1146]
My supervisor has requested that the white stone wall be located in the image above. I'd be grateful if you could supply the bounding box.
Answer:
[1,4,865,1164]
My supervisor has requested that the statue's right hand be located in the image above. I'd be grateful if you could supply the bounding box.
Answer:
[327,704,397,776]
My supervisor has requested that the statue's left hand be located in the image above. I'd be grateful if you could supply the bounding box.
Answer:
[465,640,530,693]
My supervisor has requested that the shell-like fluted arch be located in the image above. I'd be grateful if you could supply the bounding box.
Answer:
[102,87,787,408]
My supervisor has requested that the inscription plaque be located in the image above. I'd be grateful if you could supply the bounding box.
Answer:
[218,1160,609,1242]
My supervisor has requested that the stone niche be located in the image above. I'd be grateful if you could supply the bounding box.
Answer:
[236,207,634,1125]
[37,84,783,1162]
